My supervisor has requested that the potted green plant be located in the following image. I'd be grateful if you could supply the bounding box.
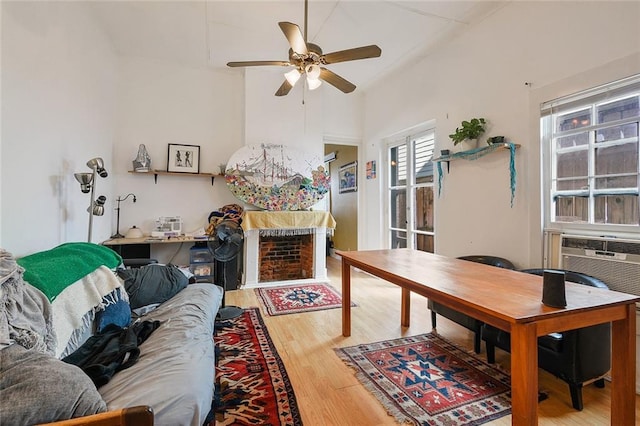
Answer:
[449,118,487,147]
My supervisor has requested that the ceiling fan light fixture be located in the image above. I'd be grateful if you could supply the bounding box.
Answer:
[284,68,301,85]
[307,77,322,90]
[305,63,321,80]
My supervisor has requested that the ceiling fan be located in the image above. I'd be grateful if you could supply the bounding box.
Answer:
[226,0,382,96]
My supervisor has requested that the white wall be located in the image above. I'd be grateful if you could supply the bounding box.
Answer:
[1,2,118,256]
[110,60,363,263]
[242,68,364,162]
[112,57,243,239]
[362,1,640,268]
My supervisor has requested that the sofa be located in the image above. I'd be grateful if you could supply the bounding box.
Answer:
[0,243,224,426]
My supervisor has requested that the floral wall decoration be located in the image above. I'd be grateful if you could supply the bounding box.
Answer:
[225,143,330,211]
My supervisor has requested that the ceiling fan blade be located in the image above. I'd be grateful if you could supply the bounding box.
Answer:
[275,80,293,97]
[322,45,382,65]
[319,68,356,94]
[227,60,290,67]
[278,22,308,55]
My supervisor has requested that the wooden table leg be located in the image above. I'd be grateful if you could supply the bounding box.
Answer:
[510,323,538,426]
[401,288,411,327]
[610,303,636,425]
[342,259,351,337]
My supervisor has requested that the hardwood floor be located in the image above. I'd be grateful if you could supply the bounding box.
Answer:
[225,256,639,425]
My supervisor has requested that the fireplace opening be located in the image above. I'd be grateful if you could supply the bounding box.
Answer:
[259,233,314,282]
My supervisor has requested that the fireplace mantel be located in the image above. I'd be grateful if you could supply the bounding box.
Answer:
[241,211,336,288]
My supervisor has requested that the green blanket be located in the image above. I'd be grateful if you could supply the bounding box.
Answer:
[17,243,122,302]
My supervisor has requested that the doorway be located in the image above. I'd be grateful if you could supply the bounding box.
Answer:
[324,143,358,253]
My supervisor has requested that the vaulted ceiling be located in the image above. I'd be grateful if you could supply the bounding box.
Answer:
[89,1,507,94]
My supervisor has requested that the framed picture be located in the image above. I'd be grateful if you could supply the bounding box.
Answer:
[339,161,357,193]
[167,143,200,173]
[366,160,376,180]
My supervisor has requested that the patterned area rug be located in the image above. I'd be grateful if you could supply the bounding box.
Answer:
[255,283,356,316]
[209,307,303,425]
[335,332,511,425]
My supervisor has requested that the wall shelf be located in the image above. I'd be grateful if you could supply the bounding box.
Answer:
[129,170,223,185]
[432,143,520,165]
[433,142,520,206]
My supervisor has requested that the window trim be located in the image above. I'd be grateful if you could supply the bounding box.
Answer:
[542,74,640,233]
[385,123,436,250]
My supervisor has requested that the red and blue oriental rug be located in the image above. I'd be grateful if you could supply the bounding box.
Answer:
[335,332,511,425]
[255,283,356,316]
[210,307,302,425]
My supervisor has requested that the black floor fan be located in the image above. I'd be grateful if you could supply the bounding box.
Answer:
[208,219,245,320]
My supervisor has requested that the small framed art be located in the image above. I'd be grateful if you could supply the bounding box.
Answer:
[366,160,376,179]
[339,161,357,193]
[167,143,200,173]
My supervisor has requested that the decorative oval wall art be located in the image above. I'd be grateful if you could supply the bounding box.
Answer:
[225,143,330,211]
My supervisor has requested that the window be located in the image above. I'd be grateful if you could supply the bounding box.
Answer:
[541,75,640,230]
[388,128,435,252]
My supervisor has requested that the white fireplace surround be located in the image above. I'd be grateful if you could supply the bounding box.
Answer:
[241,211,336,288]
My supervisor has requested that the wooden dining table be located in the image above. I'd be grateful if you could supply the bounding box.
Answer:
[338,249,639,425]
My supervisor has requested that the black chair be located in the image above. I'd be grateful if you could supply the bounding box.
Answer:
[427,255,516,353]
[481,268,611,411]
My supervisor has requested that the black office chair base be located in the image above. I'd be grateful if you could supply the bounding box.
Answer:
[217,305,244,320]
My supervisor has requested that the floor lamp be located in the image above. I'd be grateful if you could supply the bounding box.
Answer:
[74,157,108,242]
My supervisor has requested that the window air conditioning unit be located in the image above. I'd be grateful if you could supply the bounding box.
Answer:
[560,234,640,304]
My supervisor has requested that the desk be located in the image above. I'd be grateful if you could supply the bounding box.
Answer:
[103,236,242,289]
[338,249,638,425]
[103,236,208,260]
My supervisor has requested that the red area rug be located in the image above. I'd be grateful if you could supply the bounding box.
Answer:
[335,332,511,425]
[210,307,302,425]
[255,283,355,316]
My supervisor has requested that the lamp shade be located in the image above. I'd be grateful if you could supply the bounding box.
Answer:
[285,69,301,86]
[74,172,93,193]
[307,78,322,90]
[305,64,321,80]
[88,195,106,216]
[87,157,108,178]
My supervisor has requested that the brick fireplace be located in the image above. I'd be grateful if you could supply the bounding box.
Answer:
[259,234,314,282]
[242,211,336,288]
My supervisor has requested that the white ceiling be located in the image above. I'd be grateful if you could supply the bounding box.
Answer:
[89,1,507,94]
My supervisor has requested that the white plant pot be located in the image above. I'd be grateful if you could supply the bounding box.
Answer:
[457,139,479,151]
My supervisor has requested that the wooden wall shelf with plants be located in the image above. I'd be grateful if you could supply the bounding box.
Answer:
[128,169,223,185]
[432,142,520,165]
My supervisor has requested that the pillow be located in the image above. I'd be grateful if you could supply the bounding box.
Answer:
[0,344,107,425]
[117,264,189,309]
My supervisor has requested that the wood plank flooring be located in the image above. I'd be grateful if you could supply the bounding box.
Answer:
[225,256,640,425]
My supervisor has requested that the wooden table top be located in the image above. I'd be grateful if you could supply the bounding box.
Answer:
[338,249,639,328]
